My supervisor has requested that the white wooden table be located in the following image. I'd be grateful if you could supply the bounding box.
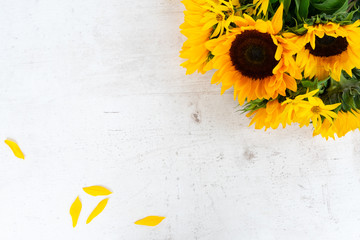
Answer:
[1,0,360,239]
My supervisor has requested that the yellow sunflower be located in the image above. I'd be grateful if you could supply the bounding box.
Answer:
[247,100,286,130]
[180,0,242,74]
[289,21,360,81]
[313,110,360,139]
[281,90,341,131]
[180,0,213,74]
[292,97,340,130]
[253,0,269,16]
[206,3,301,105]
[280,89,319,126]
[201,0,243,38]
[247,89,342,135]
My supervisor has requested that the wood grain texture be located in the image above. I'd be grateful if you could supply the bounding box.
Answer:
[1,0,360,239]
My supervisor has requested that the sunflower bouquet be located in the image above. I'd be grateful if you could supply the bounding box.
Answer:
[180,0,360,139]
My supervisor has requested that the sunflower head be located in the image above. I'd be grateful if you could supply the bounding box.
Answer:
[206,4,301,105]
[282,90,341,130]
[305,34,348,57]
[229,30,279,80]
[293,21,360,81]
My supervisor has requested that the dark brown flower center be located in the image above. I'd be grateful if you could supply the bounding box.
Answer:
[305,35,348,57]
[229,30,279,80]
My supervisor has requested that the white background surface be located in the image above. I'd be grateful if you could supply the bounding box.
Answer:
[1,0,360,239]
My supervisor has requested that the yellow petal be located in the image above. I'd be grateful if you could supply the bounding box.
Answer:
[86,198,109,224]
[4,139,24,159]
[134,216,166,227]
[255,19,269,33]
[274,43,283,60]
[271,3,283,34]
[83,186,112,196]
[70,196,82,228]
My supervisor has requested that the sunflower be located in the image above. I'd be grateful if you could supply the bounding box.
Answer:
[205,3,301,105]
[293,97,340,130]
[313,110,360,139]
[180,0,242,74]
[201,0,243,38]
[253,0,269,16]
[280,89,320,126]
[247,100,286,130]
[247,89,341,133]
[290,21,360,81]
[180,0,213,74]
[282,90,341,131]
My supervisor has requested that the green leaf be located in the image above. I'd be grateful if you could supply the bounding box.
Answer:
[352,8,360,21]
[295,0,309,19]
[334,0,348,14]
[343,9,357,22]
[301,80,317,88]
[310,0,348,14]
[280,0,292,14]
[353,68,360,78]
[354,95,360,108]
[342,90,352,111]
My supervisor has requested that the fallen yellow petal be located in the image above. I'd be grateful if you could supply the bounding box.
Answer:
[83,186,112,196]
[134,216,166,226]
[86,198,109,224]
[4,139,24,159]
[69,196,82,228]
